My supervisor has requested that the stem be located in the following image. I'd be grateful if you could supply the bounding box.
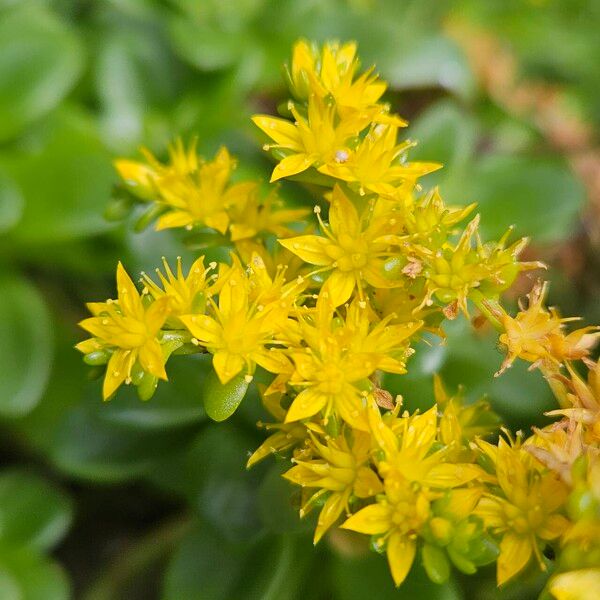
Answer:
[470,290,504,332]
[82,515,193,600]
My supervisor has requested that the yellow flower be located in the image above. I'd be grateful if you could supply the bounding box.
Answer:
[115,137,198,201]
[341,472,432,586]
[475,437,570,585]
[179,259,291,384]
[493,281,600,375]
[284,296,419,429]
[319,124,441,196]
[341,406,485,586]
[280,185,403,306]
[116,140,255,234]
[284,428,383,544]
[287,40,387,112]
[141,256,215,326]
[252,94,370,183]
[228,186,309,242]
[154,146,254,233]
[77,262,171,399]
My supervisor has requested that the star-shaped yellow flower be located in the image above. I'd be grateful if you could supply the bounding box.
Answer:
[252,94,370,183]
[77,262,171,399]
[279,185,403,306]
[284,428,383,544]
[179,260,291,384]
[475,437,570,585]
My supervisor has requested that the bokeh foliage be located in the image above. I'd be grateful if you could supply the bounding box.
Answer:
[0,0,598,598]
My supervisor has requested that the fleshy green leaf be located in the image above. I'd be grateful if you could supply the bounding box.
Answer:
[203,370,250,422]
[0,272,52,417]
[5,109,114,244]
[0,5,84,142]
[0,471,72,552]
[422,543,451,584]
[0,545,70,600]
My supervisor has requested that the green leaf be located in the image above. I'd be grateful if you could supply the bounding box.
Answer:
[5,108,114,244]
[0,470,72,552]
[383,320,556,431]
[422,544,450,584]
[163,523,315,600]
[382,35,475,100]
[0,5,84,141]
[408,100,478,201]
[0,545,70,600]
[468,155,586,244]
[0,272,52,417]
[0,167,23,235]
[100,355,209,430]
[332,550,462,600]
[203,370,250,422]
[49,403,200,482]
[257,462,312,534]
[161,521,250,600]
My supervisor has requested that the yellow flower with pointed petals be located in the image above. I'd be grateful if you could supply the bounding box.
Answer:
[341,473,431,586]
[77,262,171,399]
[491,281,600,376]
[369,406,484,490]
[228,186,309,242]
[288,40,386,110]
[287,40,404,125]
[284,297,418,430]
[155,147,254,233]
[142,256,215,327]
[285,428,383,544]
[342,406,484,586]
[475,437,570,585]
[253,94,370,183]
[179,260,291,384]
[280,185,402,306]
[115,137,199,201]
[319,124,441,195]
[116,140,255,234]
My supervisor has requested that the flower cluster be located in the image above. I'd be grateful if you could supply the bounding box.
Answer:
[78,39,600,594]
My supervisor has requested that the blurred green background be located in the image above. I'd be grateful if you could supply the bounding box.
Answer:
[0,0,599,598]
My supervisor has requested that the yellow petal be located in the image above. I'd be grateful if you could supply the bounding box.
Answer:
[279,235,332,266]
[212,351,245,384]
[353,467,384,498]
[422,463,484,488]
[341,502,392,535]
[179,314,222,346]
[387,533,416,587]
[538,513,570,540]
[314,491,348,544]
[138,338,167,381]
[103,349,133,400]
[253,350,292,375]
[144,296,171,335]
[116,262,144,319]
[323,270,355,307]
[329,185,360,237]
[271,153,316,182]
[497,533,533,586]
[205,211,230,235]
[251,115,303,150]
[156,210,195,230]
[285,388,327,423]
